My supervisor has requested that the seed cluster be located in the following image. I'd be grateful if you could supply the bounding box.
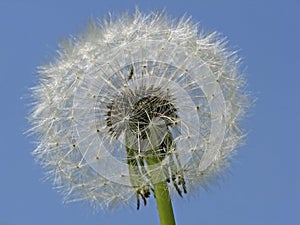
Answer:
[106,95,178,139]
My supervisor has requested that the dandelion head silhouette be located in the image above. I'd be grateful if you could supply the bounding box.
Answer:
[29,10,249,210]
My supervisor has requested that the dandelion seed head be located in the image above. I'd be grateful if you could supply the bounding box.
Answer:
[29,9,249,210]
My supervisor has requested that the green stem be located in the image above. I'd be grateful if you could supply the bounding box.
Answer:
[146,156,176,225]
[153,179,176,225]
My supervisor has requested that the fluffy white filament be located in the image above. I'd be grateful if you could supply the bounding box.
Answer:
[29,10,249,210]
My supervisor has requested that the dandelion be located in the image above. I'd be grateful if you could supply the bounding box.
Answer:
[29,9,249,225]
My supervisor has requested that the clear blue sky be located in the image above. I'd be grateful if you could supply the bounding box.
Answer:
[0,1,299,225]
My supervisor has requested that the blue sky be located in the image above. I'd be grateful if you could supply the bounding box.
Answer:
[0,1,299,225]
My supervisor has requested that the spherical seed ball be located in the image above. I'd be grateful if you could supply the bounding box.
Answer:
[29,10,249,210]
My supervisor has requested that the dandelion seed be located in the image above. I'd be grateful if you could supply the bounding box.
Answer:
[29,9,249,224]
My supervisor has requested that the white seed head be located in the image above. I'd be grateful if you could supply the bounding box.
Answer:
[29,10,249,210]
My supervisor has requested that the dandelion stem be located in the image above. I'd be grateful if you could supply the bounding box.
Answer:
[145,155,176,225]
